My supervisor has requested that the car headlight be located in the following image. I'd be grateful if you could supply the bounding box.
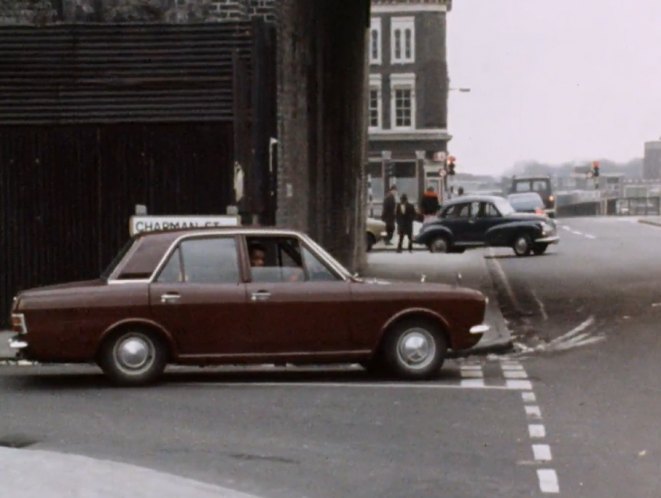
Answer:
[540,222,554,235]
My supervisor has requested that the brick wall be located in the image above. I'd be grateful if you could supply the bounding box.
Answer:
[277,0,369,269]
[0,0,276,23]
[247,0,275,22]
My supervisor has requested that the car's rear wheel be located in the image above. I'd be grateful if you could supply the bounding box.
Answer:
[513,234,532,257]
[98,329,168,386]
[429,236,449,253]
[532,243,548,255]
[383,319,447,379]
[366,232,376,252]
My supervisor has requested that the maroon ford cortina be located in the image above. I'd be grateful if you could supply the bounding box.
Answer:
[9,228,489,385]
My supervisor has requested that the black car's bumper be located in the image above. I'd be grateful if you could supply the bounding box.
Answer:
[534,235,559,244]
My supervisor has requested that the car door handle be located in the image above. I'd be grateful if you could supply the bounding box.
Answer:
[160,292,181,304]
[251,291,271,302]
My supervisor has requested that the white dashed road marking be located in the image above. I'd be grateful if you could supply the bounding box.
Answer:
[528,424,547,438]
[537,469,560,493]
[502,360,560,493]
[525,405,542,419]
[532,444,553,462]
[559,224,597,240]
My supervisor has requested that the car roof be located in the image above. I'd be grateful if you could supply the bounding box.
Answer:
[133,226,305,242]
[507,192,543,199]
[441,195,507,206]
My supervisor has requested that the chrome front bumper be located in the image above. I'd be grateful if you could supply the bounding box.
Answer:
[535,235,560,244]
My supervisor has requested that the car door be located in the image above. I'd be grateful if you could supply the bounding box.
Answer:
[459,201,485,244]
[472,202,505,242]
[244,235,353,354]
[149,235,250,356]
[441,202,472,244]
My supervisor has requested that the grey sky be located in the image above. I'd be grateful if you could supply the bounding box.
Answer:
[447,0,661,175]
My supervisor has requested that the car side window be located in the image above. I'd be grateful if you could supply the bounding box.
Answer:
[302,246,340,281]
[157,237,239,284]
[157,248,183,283]
[482,203,500,218]
[457,203,471,218]
[247,236,306,283]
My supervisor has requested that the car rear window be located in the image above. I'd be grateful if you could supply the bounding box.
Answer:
[115,237,174,280]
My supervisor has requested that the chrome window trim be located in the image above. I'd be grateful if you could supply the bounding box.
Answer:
[103,229,353,285]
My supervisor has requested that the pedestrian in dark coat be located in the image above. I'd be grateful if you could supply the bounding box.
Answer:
[396,193,416,253]
[381,185,397,244]
[419,186,440,222]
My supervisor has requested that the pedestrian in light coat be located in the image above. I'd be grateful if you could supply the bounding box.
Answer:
[396,193,416,253]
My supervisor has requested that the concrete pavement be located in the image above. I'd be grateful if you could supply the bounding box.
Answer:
[638,215,661,227]
[0,447,262,498]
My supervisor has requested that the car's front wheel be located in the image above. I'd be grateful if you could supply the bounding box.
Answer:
[383,319,447,379]
[98,329,168,386]
[428,235,449,253]
[512,234,532,257]
[532,243,548,255]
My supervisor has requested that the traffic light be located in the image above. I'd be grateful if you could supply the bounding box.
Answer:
[591,160,600,178]
[386,162,394,176]
[447,156,456,175]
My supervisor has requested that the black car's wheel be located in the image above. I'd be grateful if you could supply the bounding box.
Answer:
[512,234,532,257]
[383,319,447,379]
[532,243,548,255]
[429,236,449,253]
[366,232,376,252]
[98,329,168,386]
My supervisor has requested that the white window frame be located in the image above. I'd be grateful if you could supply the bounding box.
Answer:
[369,17,382,65]
[391,17,415,64]
[390,73,416,130]
[368,74,383,131]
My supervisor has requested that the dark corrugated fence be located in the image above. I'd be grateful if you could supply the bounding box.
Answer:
[0,22,275,326]
[0,22,254,124]
[0,123,235,326]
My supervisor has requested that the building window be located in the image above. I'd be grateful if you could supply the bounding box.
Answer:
[370,18,382,65]
[394,88,412,127]
[391,17,415,64]
[368,75,382,130]
[369,74,382,130]
[390,73,416,129]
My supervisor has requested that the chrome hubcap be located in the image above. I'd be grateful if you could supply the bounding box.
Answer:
[397,329,436,370]
[515,237,528,253]
[115,335,154,372]
[431,239,447,252]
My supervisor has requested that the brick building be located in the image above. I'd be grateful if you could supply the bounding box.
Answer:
[368,0,452,211]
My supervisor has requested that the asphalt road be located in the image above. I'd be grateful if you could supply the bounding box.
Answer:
[488,216,661,497]
[0,217,659,497]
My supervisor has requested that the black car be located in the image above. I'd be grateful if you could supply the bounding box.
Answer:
[414,195,559,256]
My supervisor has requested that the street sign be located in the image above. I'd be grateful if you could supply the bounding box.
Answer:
[129,215,240,236]
[439,168,447,177]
